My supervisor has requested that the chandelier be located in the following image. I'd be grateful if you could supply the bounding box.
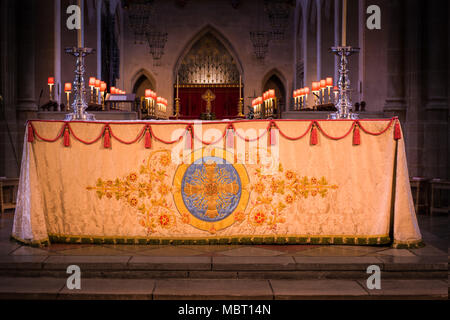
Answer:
[123,0,154,44]
[249,31,271,60]
[264,0,291,41]
[146,31,168,64]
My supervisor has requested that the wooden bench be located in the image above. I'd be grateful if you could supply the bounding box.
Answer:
[0,177,19,215]
[410,177,430,215]
[429,179,450,215]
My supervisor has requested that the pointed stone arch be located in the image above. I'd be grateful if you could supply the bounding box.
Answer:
[262,69,288,113]
[131,68,156,96]
[173,24,244,79]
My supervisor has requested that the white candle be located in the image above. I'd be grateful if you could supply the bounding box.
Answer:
[342,0,347,46]
[77,0,84,48]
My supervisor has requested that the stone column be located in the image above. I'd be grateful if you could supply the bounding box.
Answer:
[423,0,448,179]
[54,0,61,106]
[383,0,406,122]
[334,0,339,81]
[302,0,308,88]
[16,0,37,166]
[0,0,20,177]
[316,0,321,79]
[403,0,425,177]
[16,0,37,114]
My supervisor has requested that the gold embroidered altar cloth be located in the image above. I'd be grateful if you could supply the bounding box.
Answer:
[12,118,422,247]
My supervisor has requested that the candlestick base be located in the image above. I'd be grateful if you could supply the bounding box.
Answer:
[64,47,96,121]
[174,98,181,120]
[237,98,244,118]
[329,46,360,120]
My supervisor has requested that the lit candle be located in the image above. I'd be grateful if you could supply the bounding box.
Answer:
[326,77,333,101]
[304,87,310,107]
[320,80,326,104]
[64,82,71,111]
[342,0,347,46]
[100,81,107,92]
[48,77,54,100]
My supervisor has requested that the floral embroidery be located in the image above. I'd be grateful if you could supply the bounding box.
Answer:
[86,147,338,236]
[87,150,177,235]
[252,210,266,225]
[159,154,170,167]
[181,213,190,224]
[234,211,245,222]
[246,164,338,229]
[253,181,265,194]
[128,173,138,182]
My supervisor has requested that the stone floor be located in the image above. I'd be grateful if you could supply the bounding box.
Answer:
[0,210,447,299]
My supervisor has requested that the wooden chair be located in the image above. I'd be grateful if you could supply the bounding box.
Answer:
[409,177,430,215]
[429,179,450,215]
[0,177,19,215]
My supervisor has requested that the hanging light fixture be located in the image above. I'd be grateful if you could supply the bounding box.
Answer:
[249,31,271,60]
[123,0,154,44]
[264,0,291,41]
[249,0,271,61]
[146,31,168,65]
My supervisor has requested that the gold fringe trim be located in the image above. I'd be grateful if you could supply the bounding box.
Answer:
[10,234,50,247]
[392,239,425,249]
[42,233,391,246]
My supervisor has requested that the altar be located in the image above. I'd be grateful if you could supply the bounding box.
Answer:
[12,118,422,247]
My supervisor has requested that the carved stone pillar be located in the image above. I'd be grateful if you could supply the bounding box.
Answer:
[16,0,37,114]
[0,0,19,177]
[383,0,406,123]
[15,0,37,169]
[403,0,425,177]
[423,0,449,179]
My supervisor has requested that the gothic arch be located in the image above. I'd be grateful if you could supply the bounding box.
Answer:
[262,69,287,92]
[131,68,156,92]
[173,25,244,79]
[262,69,288,112]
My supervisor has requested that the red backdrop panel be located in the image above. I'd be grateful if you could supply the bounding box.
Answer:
[176,87,239,119]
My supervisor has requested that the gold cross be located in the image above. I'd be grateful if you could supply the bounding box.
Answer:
[201,89,215,113]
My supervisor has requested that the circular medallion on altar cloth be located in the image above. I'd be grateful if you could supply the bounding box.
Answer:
[173,148,249,232]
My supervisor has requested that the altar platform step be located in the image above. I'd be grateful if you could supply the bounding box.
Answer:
[0,277,446,300]
[0,255,447,281]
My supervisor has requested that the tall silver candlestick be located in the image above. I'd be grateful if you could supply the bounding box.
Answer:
[329,46,359,119]
[64,47,96,121]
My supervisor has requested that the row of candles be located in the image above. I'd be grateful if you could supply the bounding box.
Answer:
[47,77,126,110]
[252,89,276,119]
[144,89,168,119]
[293,77,339,110]
[48,76,128,110]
